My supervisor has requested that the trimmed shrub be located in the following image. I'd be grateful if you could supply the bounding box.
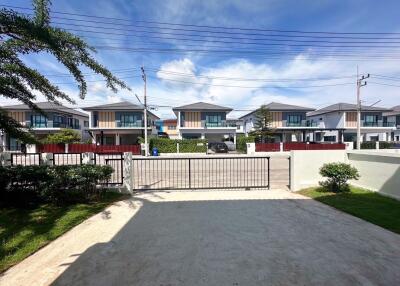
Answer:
[0,165,113,207]
[236,135,255,153]
[149,138,207,153]
[319,162,360,192]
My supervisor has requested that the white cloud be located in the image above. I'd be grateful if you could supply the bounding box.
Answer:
[152,55,400,119]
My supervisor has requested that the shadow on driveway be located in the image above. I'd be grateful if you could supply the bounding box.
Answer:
[51,192,400,286]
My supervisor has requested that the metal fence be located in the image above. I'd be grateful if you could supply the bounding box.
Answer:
[10,153,41,166]
[94,153,124,185]
[53,153,83,165]
[132,156,270,191]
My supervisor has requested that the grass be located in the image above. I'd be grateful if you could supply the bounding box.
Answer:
[0,192,125,273]
[299,186,400,234]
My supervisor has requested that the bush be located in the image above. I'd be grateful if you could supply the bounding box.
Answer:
[236,135,255,153]
[0,165,113,207]
[149,138,207,153]
[319,162,360,192]
[42,128,81,144]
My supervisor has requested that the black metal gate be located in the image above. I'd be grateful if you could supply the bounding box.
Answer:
[94,153,124,185]
[132,156,270,191]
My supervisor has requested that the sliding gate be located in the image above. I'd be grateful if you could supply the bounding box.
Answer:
[132,156,270,191]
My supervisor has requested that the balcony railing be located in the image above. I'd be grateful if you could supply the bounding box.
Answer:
[203,120,236,128]
[284,120,319,127]
[117,121,143,127]
[362,121,396,127]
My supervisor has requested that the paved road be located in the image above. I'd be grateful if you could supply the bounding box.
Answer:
[2,190,399,286]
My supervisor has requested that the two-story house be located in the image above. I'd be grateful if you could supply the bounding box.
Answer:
[383,105,400,141]
[1,102,89,151]
[240,102,317,142]
[307,103,395,142]
[172,102,237,143]
[82,101,159,145]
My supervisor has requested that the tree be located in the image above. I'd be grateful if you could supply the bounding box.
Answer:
[249,104,275,142]
[0,0,129,143]
[42,128,81,144]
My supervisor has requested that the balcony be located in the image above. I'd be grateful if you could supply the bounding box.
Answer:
[284,120,319,127]
[202,120,236,128]
[117,121,143,128]
[361,121,396,127]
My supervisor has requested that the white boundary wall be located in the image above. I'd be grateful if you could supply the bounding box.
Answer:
[347,151,400,200]
[290,150,347,191]
[290,149,400,200]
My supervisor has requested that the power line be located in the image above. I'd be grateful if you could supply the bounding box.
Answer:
[148,75,355,88]
[3,4,400,36]
[50,21,400,45]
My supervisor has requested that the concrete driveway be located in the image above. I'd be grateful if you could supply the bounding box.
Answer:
[1,190,399,286]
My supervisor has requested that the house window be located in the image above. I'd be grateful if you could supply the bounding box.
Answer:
[287,115,302,126]
[120,113,140,127]
[364,115,379,126]
[74,118,80,129]
[53,115,66,128]
[206,114,221,127]
[84,120,89,127]
[168,125,176,130]
[324,136,336,142]
[31,114,47,127]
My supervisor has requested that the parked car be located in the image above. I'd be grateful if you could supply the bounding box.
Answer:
[157,132,169,139]
[224,141,236,151]
[208,142,228,153]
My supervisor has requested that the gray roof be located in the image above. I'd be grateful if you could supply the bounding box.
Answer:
[2,102,88,117]
[82,101,143,111]
[239,102,315,119]
[173,102,232,112]
[308,103,391,117]
[82,101,160,119]
[383,105,400,116]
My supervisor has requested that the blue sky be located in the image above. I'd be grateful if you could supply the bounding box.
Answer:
[2,0,400,118]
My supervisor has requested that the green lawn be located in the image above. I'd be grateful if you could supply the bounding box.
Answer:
[299,186,400,234]
[0,192,125,273]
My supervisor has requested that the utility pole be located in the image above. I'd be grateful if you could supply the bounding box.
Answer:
[356,66,369,150]
[141,66,148,156]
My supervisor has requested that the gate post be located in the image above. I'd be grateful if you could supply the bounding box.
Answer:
[41,153,53,165]
[123,152,133,193]
[82,152,94,165]
[0,152,11,166]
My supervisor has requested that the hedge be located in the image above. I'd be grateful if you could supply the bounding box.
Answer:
[149,138,207,153]
[0,165,113,207]
[356,141,395,149]
[236,135,255,153]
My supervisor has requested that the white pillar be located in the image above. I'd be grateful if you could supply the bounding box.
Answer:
[82,152,94,164]
[123,152,133,193]
[233,134,236,145]
[41,153,53,166]
[201,133,205,139]
[115,133,120,145]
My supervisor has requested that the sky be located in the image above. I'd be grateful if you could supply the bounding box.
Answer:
[1,0,400,119]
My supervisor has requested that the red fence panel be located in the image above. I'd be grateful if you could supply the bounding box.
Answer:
[38,144,65,153]
[255,143,280,152]
[283,142,307,151]
[95,144,141,154]
[68,144,96,153]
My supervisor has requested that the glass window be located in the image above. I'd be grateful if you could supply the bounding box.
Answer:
[168,125,176,130]
[287,115,302,126]
[120,113,140,127]
[53,115,66,127]
[364,115,378,126]
[84,121,89,127]
[206,114,221,127]
[31,114,47,127]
